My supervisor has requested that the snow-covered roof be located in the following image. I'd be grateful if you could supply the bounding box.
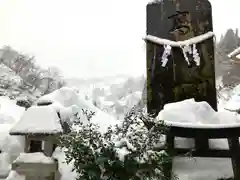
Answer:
[9,106,63,136]
[13,152,55,164]
[52,147,77,180]
[36,87,99,112]
[35,87,119,133]
[101,100,115,106]
[228,46,240,58]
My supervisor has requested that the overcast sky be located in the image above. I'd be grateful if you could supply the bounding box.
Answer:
[0,0,237,79]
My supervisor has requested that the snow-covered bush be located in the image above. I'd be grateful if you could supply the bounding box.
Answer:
[16,98,33,109]
[59,107,176,180]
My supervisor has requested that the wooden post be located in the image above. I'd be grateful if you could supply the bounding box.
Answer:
[228,137,240,179]
[54,159,60,180]
[44,140,54,157]
[146,0,217,116]
[195,136,209,152]
[163,134,174,179]
[54,170,61,180]
[24,136,30,153]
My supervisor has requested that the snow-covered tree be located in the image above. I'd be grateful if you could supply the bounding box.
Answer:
[0,46,66,98]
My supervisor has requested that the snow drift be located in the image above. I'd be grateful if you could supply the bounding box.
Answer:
[36,87,119,133]
[0,97,25,177]
[157,98,240,127]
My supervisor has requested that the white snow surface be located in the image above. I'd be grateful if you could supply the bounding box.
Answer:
[14,152,54,164]
[36,87,99,111]
[225,84,240,111]
[10,106,63,135]
[0,97,25,123]
[124,91,142,108]
[225,94,240,111]
[52,147,77,180]
[157,98,240,128]
[37,87,119,133]
[0,97,25,177]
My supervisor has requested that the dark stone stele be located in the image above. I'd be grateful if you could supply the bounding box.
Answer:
[146,0,217,117]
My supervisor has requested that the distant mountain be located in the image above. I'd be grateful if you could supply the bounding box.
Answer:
[64,75,133,91]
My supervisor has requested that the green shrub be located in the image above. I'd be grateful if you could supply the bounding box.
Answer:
[59,107,176,180]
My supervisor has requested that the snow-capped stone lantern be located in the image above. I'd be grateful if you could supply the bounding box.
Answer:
[9,106,62,180]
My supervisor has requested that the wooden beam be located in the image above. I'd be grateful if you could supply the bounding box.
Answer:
[153,125,240,138]
[163,134,174,179]
[156,147,232,158]
[228,137,240,179]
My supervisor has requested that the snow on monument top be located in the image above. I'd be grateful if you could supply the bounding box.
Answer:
[157,99,240,129]
[9,106,63,135]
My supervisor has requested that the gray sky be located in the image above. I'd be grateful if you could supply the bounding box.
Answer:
[0,0,238,79]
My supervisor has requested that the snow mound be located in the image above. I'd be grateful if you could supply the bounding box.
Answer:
[37,87,98,111]
[122,91,142,109]
[0,97,26,177]
[0,125,24,155]
[10,106,63,135]
[0,96,25,123]
[37,87,119,133]
[225,95,240,111]
[0,114,15,124]
[225,84,240,111]
[157,99,240,127]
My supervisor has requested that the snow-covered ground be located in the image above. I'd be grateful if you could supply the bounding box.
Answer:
[157,98,238,179]
[0,96,25,179]
[1,83,240,180]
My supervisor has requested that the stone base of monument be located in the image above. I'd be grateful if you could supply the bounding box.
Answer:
[11,152,60,180]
